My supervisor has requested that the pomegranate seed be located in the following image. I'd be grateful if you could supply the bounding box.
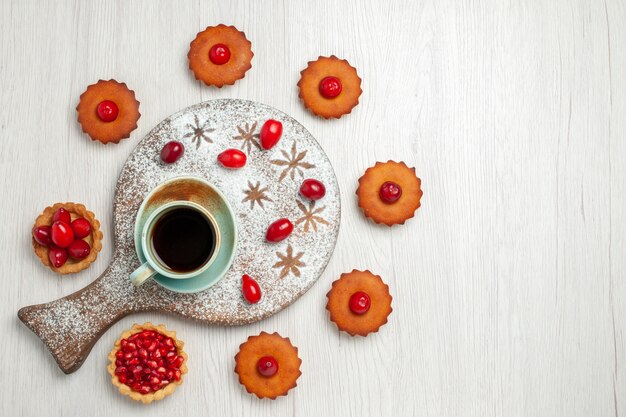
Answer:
[242,274,262,304]
[115,359,123,367]
[146,341,157,351]
[299,179,326,200]
[265,218,293,242]
[209,43,231,65]
[166,351,176,360]
[149,376,160,386]
[379,181,402,203]
[257,356,279,377]
[48,246,68,268]
[160,140,185,164]
[153,349,162,359]
[68,239,91,260]
[147,360,158,369]
[138,348,148,359]
[259,119,283,150]
[143,367,152,375]
[349,291,371,315]
[166,370,174,380]
[118,374,127,384]
[139,385,152,395]
[128,357,139,365]
[128,334,139,342]
[173,370,182,381]
[51,221,74,248]
[142,331,155,338]
[217,148,247,169]
[164,338,175,348]
[160,379,170,386]
[96,100,119,122]
[157,367,166,374]
[70,218,91,239]
[123,341,136,352]
[115,366,127,376]
[173,356,184,368]
[52,207,72,224]
[319,76,342,98]
[116,350,124,359]
[32,225,53,246]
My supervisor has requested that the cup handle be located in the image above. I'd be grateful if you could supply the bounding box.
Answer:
[130,262,157,287]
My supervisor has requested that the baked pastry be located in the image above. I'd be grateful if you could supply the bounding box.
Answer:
[76,79,141,144]
[356,161,423,226]
[107,323,188,404]
[297,55,362,119]
[326,270,392,336]
[234,332,301,399]
[31,202,103,274]
[188,24,253,87]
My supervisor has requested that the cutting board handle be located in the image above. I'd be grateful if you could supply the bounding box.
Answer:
[18,260,131,374]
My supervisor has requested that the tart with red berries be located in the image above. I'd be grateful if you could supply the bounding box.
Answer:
[297,55,362,119]
[76,79,141,144]
[234,332,301,399]
[326,270,392,337]
[107,323,188,404]
[188,24,254,87]
[31,202,103,274]
[356,161,423,226]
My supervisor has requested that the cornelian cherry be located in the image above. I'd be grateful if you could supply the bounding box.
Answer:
[257,356,279,377]
[349,291,371,315]
[96,100,119,122]
[51,221,74,248]
[218,148,247,169]
[71,218,91,239]
[299,179,326,200]
[68,239,91,260]
[209,43,231,65]
[32,225,52,246]
[242,274,262,304]
[48,246,68,268]
[266,218,293,242]
[160,141,185,164]
[319,76,342,98]
[379,181,402,203]
[259,119,283,150]
[52,207,71,224]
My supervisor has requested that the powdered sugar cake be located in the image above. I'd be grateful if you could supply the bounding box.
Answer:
[18,99,340,374]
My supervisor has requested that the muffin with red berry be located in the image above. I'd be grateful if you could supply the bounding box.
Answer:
[107,323,187,404]
[31,202,103,274]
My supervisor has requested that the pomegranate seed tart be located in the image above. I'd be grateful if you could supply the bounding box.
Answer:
[234,332,301,399]
[107,323,188,404]
[76,79,141,144]
[31,202,103,274]
[326,270,393,336]
[356,160,423,226]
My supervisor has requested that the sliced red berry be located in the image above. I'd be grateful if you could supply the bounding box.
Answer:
[259,119,283,150]
[349,291,371,315]
[48,246,68,268]
[217,148,247,169]
[379,181,402,203]
[51,221,74,248]
[257,356,279,377]
[52,207,72,224]
[242,274,262,304]
[68,239,91,260]
[160,141,185,164]
[209,43,231,65]
[96,100,119,122]
[319,76,342,98]
[70,218,91,239]
[299,179,326,200]
[32,225,52,246]
[265,218,293,242]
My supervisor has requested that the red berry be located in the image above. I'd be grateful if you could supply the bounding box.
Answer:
[52,207,72,224]
[160,141,185,164]
[48,246,68,268]
[256,356,279,377]
[32,225,52,246]
[96,100,119,122]
[209,43,231,65]
[319,76,342,98]
[51,221,74,248]
[379,181,402,203]
[68,239,91,260]
[242,274,262,304]
[259,119,283,150]
[349,291,371,315]
[70,218,91,239]
[265,218,293,242]
[217,148,247,169]
[299,179,326,200]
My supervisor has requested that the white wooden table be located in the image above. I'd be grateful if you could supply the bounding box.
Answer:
[2,1,625,415]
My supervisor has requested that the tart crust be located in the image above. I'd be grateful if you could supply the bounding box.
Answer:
[76,79,141,144]
[234,332,301,399]
[107,323,188,404]
[356,161,423,226]
[326,270,393,337]
[297,55,362,119]
[32,202,103,274]
[188,24,254,87]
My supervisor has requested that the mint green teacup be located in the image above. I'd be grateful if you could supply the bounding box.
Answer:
[130,200,221,287]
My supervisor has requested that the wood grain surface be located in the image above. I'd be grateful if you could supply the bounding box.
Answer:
[1,0,625,416]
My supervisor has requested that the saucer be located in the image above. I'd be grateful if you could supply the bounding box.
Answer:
[133,176,237,293]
